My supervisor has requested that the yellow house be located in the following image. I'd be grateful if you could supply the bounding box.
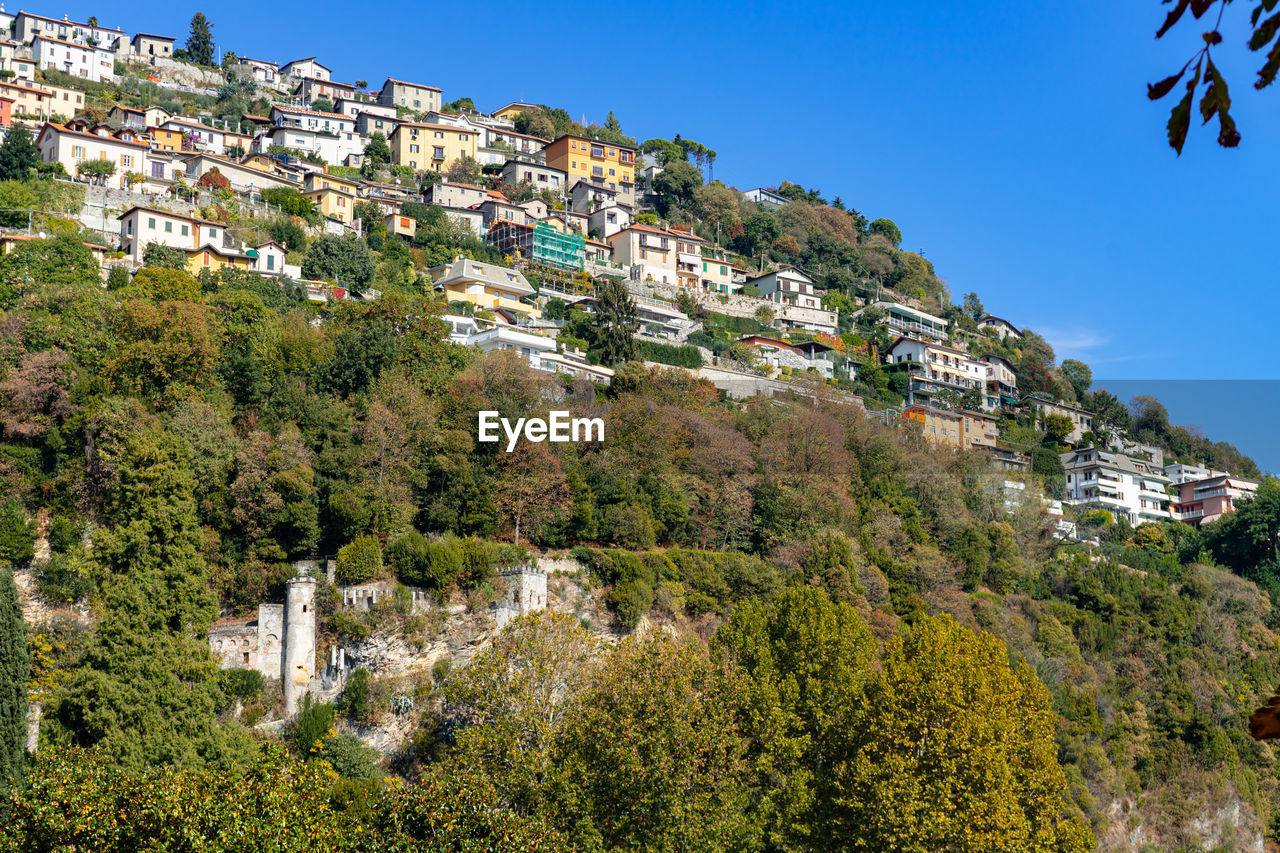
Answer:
[304,171,359,194]
[148,126,186,152]
[543,134,636,205]
[303,185,355,223]
[428,256,540,318]
[491,101,538,122]
[385,212,416,238]
[186,244,255,275]
[389,122,478,172]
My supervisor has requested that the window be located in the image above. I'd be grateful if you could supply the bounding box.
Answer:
[590,145,604,157]
[433,146,444,159]
[72,144,84,157]
[147,217,156,229]
[164,221,172,233]
[266,254,275,270]
[433,130,443,138]
[181,224,189,236]
[208,226,217,239]
[608,168,615,176]
[409,144,419,153]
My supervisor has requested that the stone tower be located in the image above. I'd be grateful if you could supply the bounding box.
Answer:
[494,563,547,629]
[283,576,316,716]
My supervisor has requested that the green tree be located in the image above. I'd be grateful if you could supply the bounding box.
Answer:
[740,211,780,260]
[868,217,902,247]
[336,534,383,585]
[651,158,703,216]
[588,277,638,365]
[76,158,116,185]
[962,291,984,321]
[262,186,317,222]
[447,611,597,806]
[0,126,39,182]
[186,13,215,66]
[841,614,1095,852]
[127,267,200,302]
[54,425,251,771]
[1059,359,1092,400]
[310,97,334,114]
[142,242,188,270]
[302,233,376,288]
[548,633,757,853]
[0,234,97,305]
[713,587,875,852]
[444,155,482,184]
[364,131,390,167]
[0,567,28,791]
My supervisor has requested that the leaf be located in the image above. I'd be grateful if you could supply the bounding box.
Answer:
[1157,0,1191,37]
[1148,68,1188,100]
[1167,88,1195,155]
[1203,30,1224,44]
[1257,39,1280,89]
[1190,0,1217,17]
[1252,0,1280,27]
[1250,12,1280,49]
[1200,58,1227,123]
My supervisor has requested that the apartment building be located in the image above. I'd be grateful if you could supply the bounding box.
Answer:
[1172,474,1259,526]
[853,300,949,341]
[608,223,677,284]
[37,122,150,188]
[1061,448,1173,525]
[886,337,989,408]
[378,78,442,113]
[747,266,838,335]
[427,257,539,318]
[31,35,115,83]
[543,134,636,206]
[388,122,477,172]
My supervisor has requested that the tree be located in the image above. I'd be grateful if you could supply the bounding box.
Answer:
[0,567,28,791]
[185,13,215,66]
[842,614,1095,852]
[1043,413,1074,445]
[262,186,317,222]
[868,217,902,247]
[301,233,376,287]
[1059,359,1092,399]
[547,633,758,853]
[740,211,780,260]
[962,291,984,321]
[588,277,638,365]
[76,158,116,185]
[0,234,97,302]
[651,158,703,216]
[0,125,39,182]
[447,610,597,806]
[127,267,201,302]
[364,131,390,167]
[309,97,334,114]
[195,167,229,191]
[444,155,482,185]
[692,182,740,232]
[336,535,383,585]
[142,242,189,270]
[493,442,571,546]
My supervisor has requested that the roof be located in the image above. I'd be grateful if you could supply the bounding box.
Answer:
[0,233,107,250]
[0,81,50,96]
[32,35,106,50]
[119,205,226,228]
[548,133,637,151]
[39,122,150,150]
[18,10,122,29]
[979,314,1022,333]
[382,77,442,93]
[296,75,354,88]
[392,121,475,133]
[163,117,224,132]
[282,57,331,71]
[492,101,539,114]
[429,257,534,295]
[272,105,350,121]
[745,264,813,284]
[131,32,175,42]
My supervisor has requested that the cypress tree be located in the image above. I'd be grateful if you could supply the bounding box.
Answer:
[0,567,29,788]
[0,125,39,182]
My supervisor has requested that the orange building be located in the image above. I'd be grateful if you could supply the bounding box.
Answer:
[542,134,636,205]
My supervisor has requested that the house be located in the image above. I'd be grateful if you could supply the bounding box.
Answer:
[293,76,356,107]
[270,105,356,135]
[378,78,442,113]
[0,97,11,127]
[489,220,584,271]
[0,41,34,82]
[903,405,999,452]
[738,335,835,379]
[885,337,989,408]
[570,179,622,214]
[37,122,150,188]
[148,126,186,152]
[587,204,630,241]
[580,293,695,340]
[439,206,484,236]
[743,187,790,208]
[31,36,114,83]
[37,84,85,116]
[280,57,331,82]
[979,354,1018,410]
[608,223,677,284]
[978,314,1022,340]
[335,97,394,121]
[519,197,550,221]
[138,149,186,192]
[388,122,477,172]
[424,180,489,209]
[230,57,280,88]
[747,266,838,335]
[502,159,566,191]
[160,117,225,154]
[700,251,737,294]
[355,110,399,138]
[129,33,174,59]
[491,101,539,121]
[303,185,355,224]
[13,12,125,51]
[1165,462,1228,485]
[485,127,549,160]
[183,153,297,193]
[0,80,51,119]
[304,171,359,195]
[543,134,636,206]
[117,205,282,275]
[853,300,949,341]
[428,257,539,318]
[109,104,168,129]
[478,197,531,228]
[385,212,416,238]
[672,227,706,290]
[1031,398,1093,445]
[1172,474,1259,526]
[584,238,612,266]
[1061,447,1173,525]
[542,209,588,235]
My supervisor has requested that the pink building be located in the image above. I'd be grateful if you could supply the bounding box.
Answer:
[1173,475,1259,526]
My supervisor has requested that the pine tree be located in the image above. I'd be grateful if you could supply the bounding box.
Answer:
[0,125,39,182]
[589,277,638,366]
[0,567,29,789]
[185,13,215,66]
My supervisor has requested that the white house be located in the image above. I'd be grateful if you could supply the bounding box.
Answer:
[746,266,838,335]
[160,117,226,154]
[886,337,989,408]
[1061,448,1173,526]
[31,35,114,83]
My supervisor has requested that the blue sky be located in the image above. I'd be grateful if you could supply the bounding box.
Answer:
[59,0,1280,463]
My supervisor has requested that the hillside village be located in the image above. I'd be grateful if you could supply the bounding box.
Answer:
[0,6,1260,538]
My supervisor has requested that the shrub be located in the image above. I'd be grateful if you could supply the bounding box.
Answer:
[336,535,383,585]
[432,658,451,684]
[387,531,463,589]
[639,339,703,369]
[105,264,130,290]
[127,266,200,302]
[142,242,188,270]
[319,732,380,780]
[290,696,335,756]
[342,668,371,723]
[603,503,656,550]
[218,668,265,701]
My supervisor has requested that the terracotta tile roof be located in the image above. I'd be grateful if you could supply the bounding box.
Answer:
[41,122,150,150]
[383,77,442,92]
